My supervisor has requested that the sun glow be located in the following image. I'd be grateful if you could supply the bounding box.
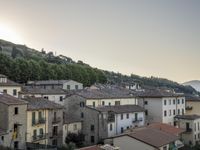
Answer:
[0,23,24,44]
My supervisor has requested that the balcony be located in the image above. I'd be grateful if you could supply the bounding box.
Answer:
[185,128,192,133]
[186,106,193,110]
[32,118,46,126]
[132,118,143,123]
[32,133,48,142]
[52,117,61,124]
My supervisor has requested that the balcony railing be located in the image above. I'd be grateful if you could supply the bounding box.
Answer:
[185,128,192,133]
[186,106,193,110]
[132,118,143,123]
[32,118,46,126]
[52,117,61,124]
[32,133,48,142]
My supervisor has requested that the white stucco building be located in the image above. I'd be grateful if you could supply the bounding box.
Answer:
[138,89,186,125]
[0,74,22,98]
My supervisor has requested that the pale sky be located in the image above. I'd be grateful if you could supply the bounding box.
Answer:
[0,0,200,83]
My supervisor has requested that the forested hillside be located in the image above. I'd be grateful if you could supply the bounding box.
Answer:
[0,39,198,95]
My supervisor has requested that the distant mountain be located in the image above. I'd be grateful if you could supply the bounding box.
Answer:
[183,80,200,92]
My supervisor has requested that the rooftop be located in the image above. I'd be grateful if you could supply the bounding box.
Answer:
[0,74,7,78]
[23,97,63,110]
[0,79,21,86]
[185,95,200,101]
[126,128,179,148]
[75,88,137,99]
[27,79,81,85]
[137,89,184,98]
[0,93,27,105]
[147,123,185,135]
[20,86,70,95]
[175,114,200,120]
[89,105,145,114]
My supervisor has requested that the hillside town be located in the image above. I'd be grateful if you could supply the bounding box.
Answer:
[0,74,200,150]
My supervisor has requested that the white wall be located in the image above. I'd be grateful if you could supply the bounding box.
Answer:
[86,98,138,107]
[0,86,21,98]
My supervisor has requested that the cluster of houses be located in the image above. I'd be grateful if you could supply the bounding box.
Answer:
[0,74,200,150]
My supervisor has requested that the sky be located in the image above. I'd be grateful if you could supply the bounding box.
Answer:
[0,0,200,83]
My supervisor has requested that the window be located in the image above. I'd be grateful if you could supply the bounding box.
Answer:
[182,109,184,115]
[81,112,84,118]
[3,89,7,94]
[39,111,42,120]
[32,112,36,125]
[182,99,184,104]
[67,85,70,90]
[93,102,95,107]
[90,125,95,131]
[127,126,129,129]
[169,110,171,116]
[53,126,58,136]
[39,128,43,135]
[145,110,148,116]
[115,101,120,106]
[59,96,63,102]
[33,129,37,138]
[102,101,105,106]
[144,101,148,105]
[163,146,167,150]
[14,107,18,115]
[110,124,113,131]
[75,85,78,90]
[164,110,167,117]
[198,122,200,131]
[73,124,77,130]
[91,136,95,143]
[1,136,4,141]
[194,123,197,132]
[169,100,171,105]
[173,99,176,105]
[44,96,48,100]
[177,99,180,104]
[135,113,138,121]
[80,102,85,107]
[178,109,180,115]
[164,100,167,105]
[13,89,17,96]
[121,127,124,133]
[108,102,111,106]
[126,113,129,119]
[52,139,58,146]
[121,114,123,120]
[173,109,176,115]
[14,141,19,149]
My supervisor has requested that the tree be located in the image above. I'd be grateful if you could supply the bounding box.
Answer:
[65,132,84,148]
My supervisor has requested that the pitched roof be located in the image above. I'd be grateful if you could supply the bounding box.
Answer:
[175,115,200,120]
[75,88,137,99]
[0,74,7,78]
[185,95,200,101]
[0,93,27,105]
[0,79,21,86]
[126,128,179,148]
[27,80,81,85]
[138,89,184,98]
[20,86,70,95]
[148,123,185,135]
[90,105,145,114]
[23,97,63,110]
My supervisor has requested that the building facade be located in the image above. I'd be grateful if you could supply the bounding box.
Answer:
[0,93,27,149]
[0,74,21,98]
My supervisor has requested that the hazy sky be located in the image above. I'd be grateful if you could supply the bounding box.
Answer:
[0,0,200,83]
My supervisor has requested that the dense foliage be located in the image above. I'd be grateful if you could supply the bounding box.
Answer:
[65,132,84,148]
[0,39,199,95]
[0,53,107,86]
